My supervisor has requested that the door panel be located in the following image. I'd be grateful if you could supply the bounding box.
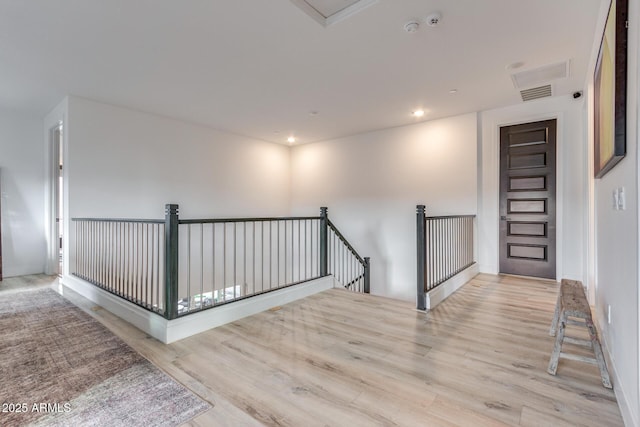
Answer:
[499,119,556,279]
[508,222,547,237]
[509,176,546,191]
[509,152,547,169]
[508,199,547,214]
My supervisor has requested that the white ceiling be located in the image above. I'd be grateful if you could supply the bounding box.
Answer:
[0,0,604,144]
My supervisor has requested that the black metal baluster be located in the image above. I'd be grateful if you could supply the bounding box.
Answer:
[201,224,205,307]
[223,223,227,302]
[187,224,192,312]
[244,222,247,297]
[252,221,256,296]
[261,221,264,292]
[115,222,120,295]
[139,223,144,304]
[234,222,237,299]
[211,222,220,304]
[297,220,301,282]
[311,220,314,277]
[150,223,155,310]
[304,220,308,280]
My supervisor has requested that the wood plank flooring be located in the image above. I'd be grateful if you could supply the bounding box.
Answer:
[1,274,624,426]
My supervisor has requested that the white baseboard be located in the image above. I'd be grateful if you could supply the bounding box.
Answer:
[478,263,499,275]
[61,274,169,341]
[61,275,335,344]
[595,312,639,427]
[426,264,480,310]
[164,276,334,343]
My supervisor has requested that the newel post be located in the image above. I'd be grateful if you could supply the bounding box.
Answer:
[164,204,179,320]
[416,205,427,310]
[363,257,370,294]
[320,207,328,277]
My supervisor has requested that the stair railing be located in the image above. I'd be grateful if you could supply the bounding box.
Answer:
[73,205,369,320]
[416,205,475,310]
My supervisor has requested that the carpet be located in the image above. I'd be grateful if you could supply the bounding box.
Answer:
[0,288,210,426]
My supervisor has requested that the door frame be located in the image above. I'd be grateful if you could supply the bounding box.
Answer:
[478,110,567,281]
[498,119,557,279]
[46,122,63,275]
[44,101,68,277]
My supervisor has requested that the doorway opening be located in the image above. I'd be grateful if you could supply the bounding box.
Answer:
[51,123,63,276]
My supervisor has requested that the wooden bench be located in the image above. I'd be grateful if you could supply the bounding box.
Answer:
[548,279,611,388]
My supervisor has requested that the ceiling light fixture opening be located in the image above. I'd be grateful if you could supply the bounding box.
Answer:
[404,21,420,33]
[287,136,296,143]
[412,110,425,117]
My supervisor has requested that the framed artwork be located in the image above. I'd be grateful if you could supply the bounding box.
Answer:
[594,0,628,178]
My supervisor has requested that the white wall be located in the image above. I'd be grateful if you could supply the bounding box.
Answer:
[66,97,291,219]
[478,96,587,283]
[61,97,291,277]
[290,113,478,301]
[590,0,640,424]
[0,109,46,277]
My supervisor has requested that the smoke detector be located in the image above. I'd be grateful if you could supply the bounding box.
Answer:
[404,21,420,33]
[425,12,442,27]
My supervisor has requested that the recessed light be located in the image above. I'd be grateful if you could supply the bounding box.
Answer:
[309,111,319,116]
[404,21,420,33]
[412,110,425,117]
[449,89,458,94]
[287,136,296,143]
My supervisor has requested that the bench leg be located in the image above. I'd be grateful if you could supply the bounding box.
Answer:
[548,312,566,375]
[549,289,562,336]
[586,320,612,389]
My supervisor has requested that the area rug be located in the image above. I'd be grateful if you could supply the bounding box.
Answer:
[0,288,210,426]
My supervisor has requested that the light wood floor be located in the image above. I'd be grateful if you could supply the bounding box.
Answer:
[1,274,624,426]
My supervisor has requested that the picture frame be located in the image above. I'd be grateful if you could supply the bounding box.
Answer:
[594,0,628,178]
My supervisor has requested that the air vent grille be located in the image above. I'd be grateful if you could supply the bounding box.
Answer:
[520,85,552,102]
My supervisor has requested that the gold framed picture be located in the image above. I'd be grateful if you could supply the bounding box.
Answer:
[594,0,628,178]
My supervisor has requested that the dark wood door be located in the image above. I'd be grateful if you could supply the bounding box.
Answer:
[499,119,556,279]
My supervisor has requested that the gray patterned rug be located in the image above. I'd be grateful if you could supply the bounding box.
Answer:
[0,288,210,426]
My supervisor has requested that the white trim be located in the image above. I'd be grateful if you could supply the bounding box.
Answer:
[61,274,168,340]
[289,0,377,27]
[425,264,480,310]
[596,312,639,427]
[479,107,568,281]
[43,99,68,276]
[498,113,564,281]
[61,274,335,344]
[165,276,334,343]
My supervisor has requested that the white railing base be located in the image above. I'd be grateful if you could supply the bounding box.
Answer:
[61,274,334,344]
[425,264,480,310]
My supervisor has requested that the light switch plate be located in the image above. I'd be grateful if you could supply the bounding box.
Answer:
[618,187,626,210]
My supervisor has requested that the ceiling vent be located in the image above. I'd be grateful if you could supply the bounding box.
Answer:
[290,0,378,27]
[511,61,570,89]
[520,85,553,102]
